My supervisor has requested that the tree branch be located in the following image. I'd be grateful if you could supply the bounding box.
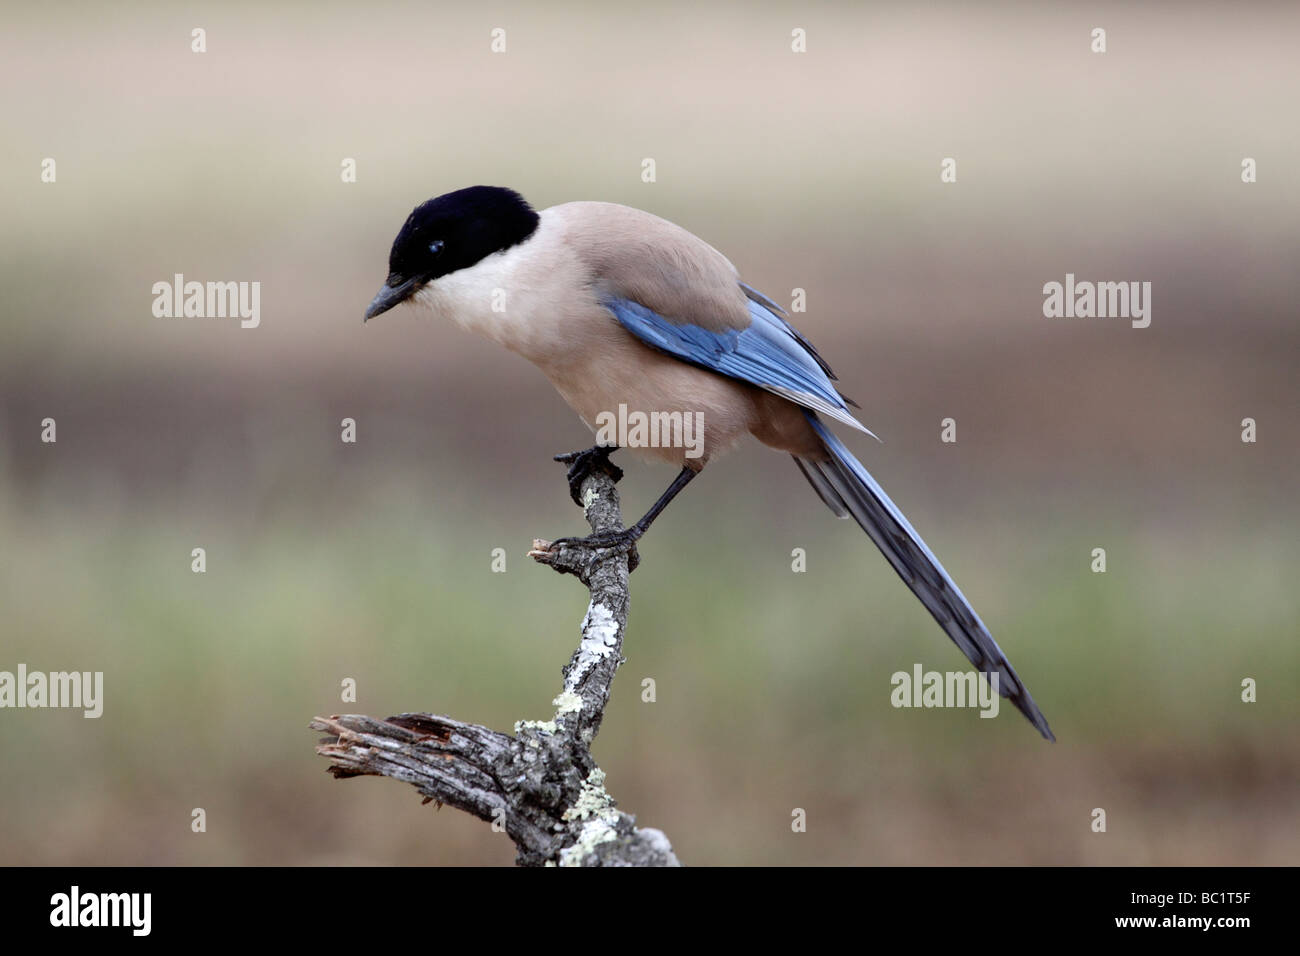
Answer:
[310,463,680,867]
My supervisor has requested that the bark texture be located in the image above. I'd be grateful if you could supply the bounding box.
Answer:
[311,465,679,867]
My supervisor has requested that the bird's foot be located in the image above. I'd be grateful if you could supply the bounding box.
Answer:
[553,444,623,507]
[546,526,642,573]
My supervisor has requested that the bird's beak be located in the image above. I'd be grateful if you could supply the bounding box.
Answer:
[364,274,422,322]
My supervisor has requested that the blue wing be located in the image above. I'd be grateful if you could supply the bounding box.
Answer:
[600,286,871,434]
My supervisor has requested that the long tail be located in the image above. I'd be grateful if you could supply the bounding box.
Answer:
[796,413,1055,741]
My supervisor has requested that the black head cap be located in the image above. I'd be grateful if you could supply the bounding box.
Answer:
[364,186,539,321]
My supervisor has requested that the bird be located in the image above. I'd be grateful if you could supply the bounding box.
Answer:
[364,185,1055,741]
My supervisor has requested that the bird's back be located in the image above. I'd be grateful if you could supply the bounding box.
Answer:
[545,201,752,334]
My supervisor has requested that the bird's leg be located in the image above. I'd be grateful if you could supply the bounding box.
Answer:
[550,466,698,572]
[553,444,624,507]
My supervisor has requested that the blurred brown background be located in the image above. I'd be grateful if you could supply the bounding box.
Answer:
[1,1,1296,865]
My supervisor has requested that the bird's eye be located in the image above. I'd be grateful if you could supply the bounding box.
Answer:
[429,240,445,255]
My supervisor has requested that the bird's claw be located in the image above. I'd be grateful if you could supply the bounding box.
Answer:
[553,445,623,507]
[547,527,642,573]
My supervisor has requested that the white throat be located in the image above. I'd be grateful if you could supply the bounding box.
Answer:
[410,209,568,361]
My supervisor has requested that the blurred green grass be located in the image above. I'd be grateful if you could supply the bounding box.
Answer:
[1,456,1295,865]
